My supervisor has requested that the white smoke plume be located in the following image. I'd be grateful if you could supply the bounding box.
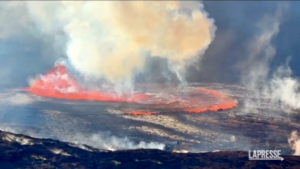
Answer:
[264,60,300,109]
[66,132,166,151]
[241,5,300,111]
[288,131,300,155]
[240,8,282,98]
[0,126,165,151]
[0,1,216,92]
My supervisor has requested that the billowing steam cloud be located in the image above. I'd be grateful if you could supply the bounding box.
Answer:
[62,1,215,86]
[241,5,300,110]
[0,126,166,151]
[71,132,166,151]
[288,131,300,155]
[240,8,282,111]
[241,11,282,94]
[0,1,216,92]
[265,60,300,109]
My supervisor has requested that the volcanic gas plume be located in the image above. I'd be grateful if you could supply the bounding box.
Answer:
[26,64,238,115]
[61,1,215,88]
[18,1,237,114]
[3,1,215,92]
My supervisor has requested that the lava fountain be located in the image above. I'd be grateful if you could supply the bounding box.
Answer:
[25,64,238,115]
[25,64,148,103]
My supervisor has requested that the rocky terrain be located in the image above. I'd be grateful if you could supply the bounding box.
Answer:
[0,83,299,153]
[0,83,300,168]
[0,129,299,169]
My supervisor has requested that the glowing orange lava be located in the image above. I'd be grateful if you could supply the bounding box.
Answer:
[25,64,238,115]
[127,111,154,116]
[184,88,238,113]
[25,64,148,103]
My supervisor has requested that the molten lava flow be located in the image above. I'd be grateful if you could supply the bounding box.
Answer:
[184,88,238,113]
[26,64,238,115]
[127,111,154,116]
[25,64,148,103]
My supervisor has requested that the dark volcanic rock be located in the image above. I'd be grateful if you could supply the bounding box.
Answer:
[0,130,299,169]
